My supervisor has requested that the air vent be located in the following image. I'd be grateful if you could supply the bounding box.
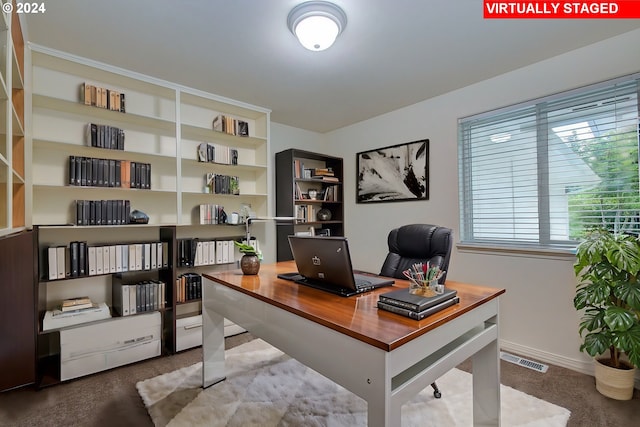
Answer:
[500,352,548,373]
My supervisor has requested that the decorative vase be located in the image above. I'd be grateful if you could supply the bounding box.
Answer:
[240,254,260,275]
[594,358,637,400]
[317,208,332,221]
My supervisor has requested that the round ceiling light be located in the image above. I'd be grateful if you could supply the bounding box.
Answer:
[287,1,347,51]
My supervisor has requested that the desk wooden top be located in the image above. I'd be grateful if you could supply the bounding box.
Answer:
[203,261,505,352]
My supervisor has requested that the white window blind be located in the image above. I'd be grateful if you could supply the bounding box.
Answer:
[459,75,640,249]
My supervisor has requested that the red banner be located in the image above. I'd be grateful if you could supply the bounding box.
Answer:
[484,1,640,18]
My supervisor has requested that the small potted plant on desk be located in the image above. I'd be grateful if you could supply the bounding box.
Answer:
[573,228,640,400]
[234,241,262,275]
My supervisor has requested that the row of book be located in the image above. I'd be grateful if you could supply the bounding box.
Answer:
[293,161,337,180]
[69,157,151,189]
[75,199,131,226]
[197,142,239,165]
[177,238,236,267]
[294,183,340,202]
[198,204,228,225]
[213,114,249,137]
[176,273,202,303]
[377,287,460,320]
[86,123,125,150]
[295,204,320,222]
[46,241,169,280]
[205,173,239,195]
[112,279,166,316]
[81,82,126,112]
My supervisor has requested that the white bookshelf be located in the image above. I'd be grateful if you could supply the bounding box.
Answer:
[30,44,269,384]
[0,3,25,237]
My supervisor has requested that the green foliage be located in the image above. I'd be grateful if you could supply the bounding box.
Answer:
[568,127,639,238]
[234,241,257,255]
[574,229,640,368]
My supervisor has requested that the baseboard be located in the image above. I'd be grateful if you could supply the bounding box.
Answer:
[499,339,640,390]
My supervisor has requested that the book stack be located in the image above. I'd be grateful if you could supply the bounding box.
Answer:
[377,287,459,320]
[61,296,93,311]
[311,167,339,182]
[43,298,112,331]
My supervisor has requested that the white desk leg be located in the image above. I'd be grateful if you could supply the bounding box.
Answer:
[202,281,226,388]
[471,330,501,426]
[366,381,398,427]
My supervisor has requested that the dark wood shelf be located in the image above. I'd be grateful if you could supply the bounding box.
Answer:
[276,149,344,261]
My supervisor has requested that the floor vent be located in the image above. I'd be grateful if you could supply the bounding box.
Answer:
[500,352,548,373]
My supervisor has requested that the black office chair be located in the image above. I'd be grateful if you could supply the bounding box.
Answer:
[380,223,453,398]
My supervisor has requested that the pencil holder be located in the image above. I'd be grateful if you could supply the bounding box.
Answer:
[409,278,442,296]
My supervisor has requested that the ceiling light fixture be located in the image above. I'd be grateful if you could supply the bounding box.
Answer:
[287,1,347,51]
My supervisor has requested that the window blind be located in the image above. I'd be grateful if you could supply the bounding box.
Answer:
[459,75,640,248]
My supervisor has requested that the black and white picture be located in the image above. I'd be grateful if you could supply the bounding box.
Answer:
[357,139,429,203]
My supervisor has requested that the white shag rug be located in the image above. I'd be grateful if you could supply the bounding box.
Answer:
[137,339,570,427]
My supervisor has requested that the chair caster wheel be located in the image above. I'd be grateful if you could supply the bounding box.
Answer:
[433,390,442,398]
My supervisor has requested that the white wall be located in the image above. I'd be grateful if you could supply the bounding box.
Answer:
[316,28,640,375]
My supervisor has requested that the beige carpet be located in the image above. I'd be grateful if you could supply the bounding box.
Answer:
[137,339,570,427]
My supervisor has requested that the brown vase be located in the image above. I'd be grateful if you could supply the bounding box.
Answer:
[240,254,260,275]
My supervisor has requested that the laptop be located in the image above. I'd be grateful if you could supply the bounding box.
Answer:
[285,235,394,297]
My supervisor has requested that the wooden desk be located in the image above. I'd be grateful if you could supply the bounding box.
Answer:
[202,261,505,426]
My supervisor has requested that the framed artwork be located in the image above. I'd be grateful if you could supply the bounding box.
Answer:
[356,139,429,203]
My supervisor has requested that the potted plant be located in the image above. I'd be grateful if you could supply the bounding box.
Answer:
[234,241,262,275]
[573,228,640,400]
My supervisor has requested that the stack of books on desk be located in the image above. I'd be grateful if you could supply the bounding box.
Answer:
[377,287,459,320]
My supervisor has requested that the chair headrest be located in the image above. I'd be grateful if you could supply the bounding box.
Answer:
[388,224,452,259]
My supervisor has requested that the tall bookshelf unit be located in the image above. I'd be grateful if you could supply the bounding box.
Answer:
[0,4,32,392]
[275,149,344,261]
[30,45,269,385]
[0,3,26,236]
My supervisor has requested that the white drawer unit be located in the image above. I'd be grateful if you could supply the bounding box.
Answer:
[176,315,203,352]
[176,315,245,352]
[60,312,161,381]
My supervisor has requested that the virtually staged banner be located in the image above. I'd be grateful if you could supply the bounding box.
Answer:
[483,1,640,18]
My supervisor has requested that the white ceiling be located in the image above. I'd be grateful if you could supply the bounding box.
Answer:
[24,0,640,133]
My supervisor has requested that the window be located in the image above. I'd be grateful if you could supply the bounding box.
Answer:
[459,74,640,249]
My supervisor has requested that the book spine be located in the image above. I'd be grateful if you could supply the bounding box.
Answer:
[377,297,460,320]
[378,295,420,312]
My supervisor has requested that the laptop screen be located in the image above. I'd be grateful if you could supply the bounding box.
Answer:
[288,235,359,291]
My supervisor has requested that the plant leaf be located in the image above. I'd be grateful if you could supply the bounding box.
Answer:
[603,307,636,332]
[613,280,640,311]
[578,307,606,335]
[617,324,640,368]
[581,331,611,357]
[605,234,640,274]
